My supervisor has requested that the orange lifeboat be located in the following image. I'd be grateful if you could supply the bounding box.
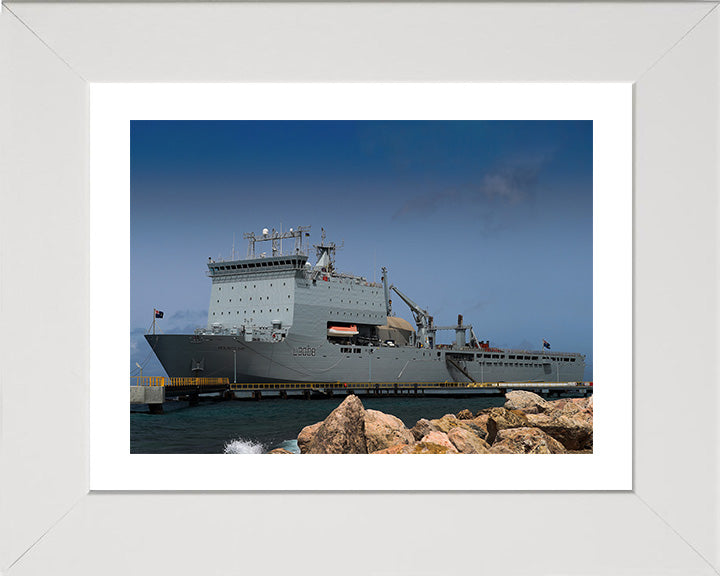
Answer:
[327,325,359,337]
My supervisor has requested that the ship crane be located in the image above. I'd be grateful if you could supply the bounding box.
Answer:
[389,284,433,348]
[387,276,480,350]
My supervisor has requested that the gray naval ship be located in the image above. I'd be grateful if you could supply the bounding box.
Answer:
[145,226,585,384]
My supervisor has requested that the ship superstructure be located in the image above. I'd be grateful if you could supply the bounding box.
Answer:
[145,226,585,383]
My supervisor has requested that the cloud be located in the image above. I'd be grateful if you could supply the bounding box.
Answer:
[392,153,551,221]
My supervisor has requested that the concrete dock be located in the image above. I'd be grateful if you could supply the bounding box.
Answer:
[130,376,592,410]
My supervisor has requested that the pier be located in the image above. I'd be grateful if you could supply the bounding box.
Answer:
[130,376,592,411]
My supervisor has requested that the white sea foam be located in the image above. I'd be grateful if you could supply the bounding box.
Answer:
[223,438,265,454]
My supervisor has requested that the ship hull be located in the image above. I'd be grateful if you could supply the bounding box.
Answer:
[145,334,585,384]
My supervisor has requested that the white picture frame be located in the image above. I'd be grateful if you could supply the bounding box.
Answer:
[1,2,718,575]
[90,82,630,491]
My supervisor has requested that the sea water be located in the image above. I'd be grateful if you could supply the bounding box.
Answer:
[130,395,508,454]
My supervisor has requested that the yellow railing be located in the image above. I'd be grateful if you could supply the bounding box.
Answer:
[170,377,229,386]
[132,376,169,387]
[131,376,229,387]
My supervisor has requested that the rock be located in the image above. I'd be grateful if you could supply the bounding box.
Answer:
[430,414,463,433]
[447,427,491,454]
[420,431,459,453]
[586,395,593,414]
[526,413,593,451]
[268,448,292,454]
[297,422,322,454]
[504,390,549,414]
[470,414,490,437]
[430,413,488,440]
[305,395,368,454]
[485,407,530,445]
[364,409,414,453]
[410,418,438,441]
[489,427,567,454]
[456,409,474,420]
[371,443,414,454]
[410,443,452,454]
[461,421,488,441]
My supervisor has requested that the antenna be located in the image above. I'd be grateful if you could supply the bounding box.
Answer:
[244,225,312,258]
[313,228,343,273]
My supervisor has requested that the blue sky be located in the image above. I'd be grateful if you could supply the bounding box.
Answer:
[131,120,593,378]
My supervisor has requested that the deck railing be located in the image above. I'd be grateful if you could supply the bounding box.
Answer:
[131,376,229,387]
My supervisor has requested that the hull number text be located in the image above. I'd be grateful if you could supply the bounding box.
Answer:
[293,346,316,357]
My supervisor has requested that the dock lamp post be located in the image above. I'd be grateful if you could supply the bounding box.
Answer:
[135,362,143,380]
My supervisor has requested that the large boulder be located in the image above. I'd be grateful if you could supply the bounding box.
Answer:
[364,409,415,453]
[297,422,322,454]
[431,413,488,440]
[420,431,459,453]
[304,395,368,454]
[456,409,474,420]
[526,413,593,451]
[268,448,293,454]
[489,427,567,454]
[485,407,530,445]
[447,427,491,454]
[504,390,550,414]
[430,414,463,433]
[410,418,438,441]
[470,414,490,437]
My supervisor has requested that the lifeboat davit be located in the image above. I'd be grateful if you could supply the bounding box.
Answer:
[327,325,359,337]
